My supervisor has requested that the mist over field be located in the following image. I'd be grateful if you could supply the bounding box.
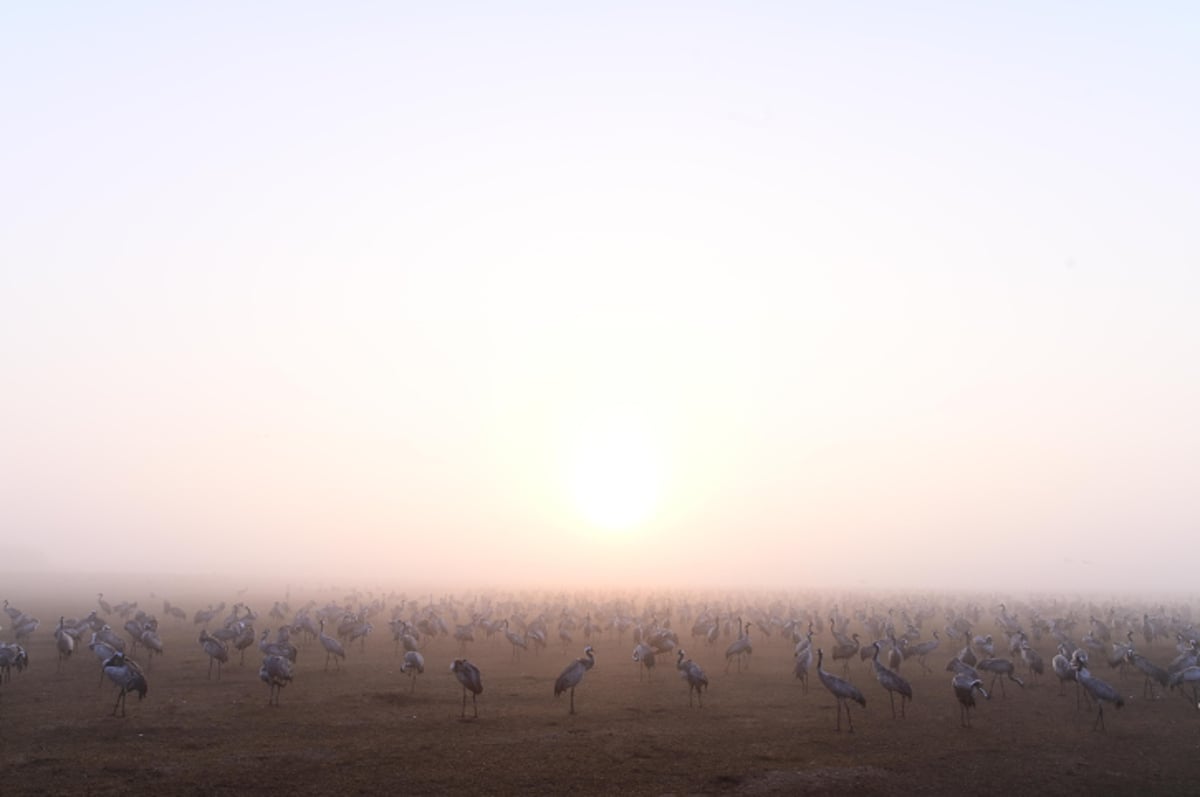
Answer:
[3,7,1198,609]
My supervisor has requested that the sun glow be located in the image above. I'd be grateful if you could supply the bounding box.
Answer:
[562,414,665,536]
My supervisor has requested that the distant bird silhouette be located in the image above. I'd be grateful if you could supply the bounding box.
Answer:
[259,654,294,706]
[817,648,866,732]
[555,645,596,715]
[676,648,709,707]
[951,671,989,727]
[450,658,483,719]
[102,652,148,717]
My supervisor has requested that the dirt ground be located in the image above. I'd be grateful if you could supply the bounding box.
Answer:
[3,581,1199,796]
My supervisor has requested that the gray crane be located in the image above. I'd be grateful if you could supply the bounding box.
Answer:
[633,642,656,681]
[831,633,861,675]
[1074,658,1124,731]
[1125,647,1169,699]
[951,671,989,727]
[0,642,29,683]
[906,631,940,674]
[976,658,1024,698]
[55,616,75,671]
[1019,637,1044,681]
[816,648,866,732]
[102,652,148,717]
[259,629,298,663]
[871,642,913,718]
[503,620,528,661]
[794,638,813,693]
[1051,644,1078,699]
[318,620,346,670]
[676,648,709,707]
[401,650,425,692]
[724,620,753,673]
[1168,665,1200,707]
[199,630,229,680]
[259,654,294,706]
[555,645,595,715]
[450,658,483,719]
[88,632,121,686]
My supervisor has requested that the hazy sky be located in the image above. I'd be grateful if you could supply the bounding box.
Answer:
[2,3,1197,592]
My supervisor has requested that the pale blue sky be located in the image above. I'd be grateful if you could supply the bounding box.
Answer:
[2,3,1197,591]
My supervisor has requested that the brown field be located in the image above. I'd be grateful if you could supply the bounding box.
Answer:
[3,580,1199,796]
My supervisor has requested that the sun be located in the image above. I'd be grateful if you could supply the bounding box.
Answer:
[562,416,664,536]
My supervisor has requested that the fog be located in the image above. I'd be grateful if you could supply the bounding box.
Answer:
[3,6,1198,595]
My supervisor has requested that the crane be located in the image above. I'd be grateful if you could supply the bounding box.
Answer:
[816,648,866,732]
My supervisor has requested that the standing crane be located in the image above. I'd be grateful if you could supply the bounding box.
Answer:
[676,648,709,707]
[951,671,989,727]
[1019,637,1044,682]
[871,642,913,718]
[1125,646,1169,699]
[55,616,75,671]
[554,645,596,715]
[794,638,813,693]
[831,633,861,675]
[976,658,1024,698]
[906,631,940,674]
[198,630,229,680]
[450,658,483,719]
[816,648,866,732]
[503,620,528,661]
[1168,665,1200,707]
[633,643,656,681]
[102,652,148,717]
[724,619,753,673]
[1074,657,1124,731]
[259,654,294,706]
[401,650,425,692]
[318,620,346,670]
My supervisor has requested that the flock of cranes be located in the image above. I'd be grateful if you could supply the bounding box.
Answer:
[3,591,1200,739]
